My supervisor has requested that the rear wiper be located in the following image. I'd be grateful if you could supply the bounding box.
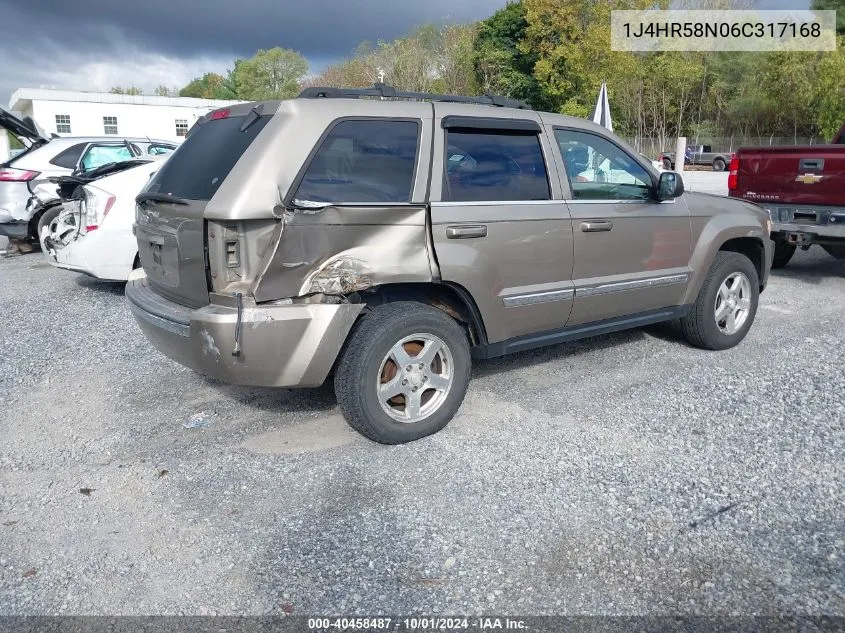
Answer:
[136,191,189,206]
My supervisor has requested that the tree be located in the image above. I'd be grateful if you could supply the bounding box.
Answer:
[154,85,174,96]
[473,2,548,108]
[231,48,309,100]
[110,86,143,95]
[179,72,234,99]
[812,0,845,35]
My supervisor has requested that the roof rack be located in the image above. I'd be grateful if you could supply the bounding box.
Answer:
[297,83,531,110]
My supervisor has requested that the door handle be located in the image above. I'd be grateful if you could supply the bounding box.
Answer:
[580,220,613,232]
[799,158,824,171]
[446,224,488,239]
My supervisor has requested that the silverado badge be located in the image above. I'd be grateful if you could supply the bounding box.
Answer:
[795,173,824,184]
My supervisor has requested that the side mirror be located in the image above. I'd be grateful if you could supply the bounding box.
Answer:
[657,171,684,201]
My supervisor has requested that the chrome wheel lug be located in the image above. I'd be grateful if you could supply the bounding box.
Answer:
[402,379,408,385]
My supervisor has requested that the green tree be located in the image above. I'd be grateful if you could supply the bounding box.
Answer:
[154,85,172,96]
[812,0,845,35]
[179,72,234,99]
[473,2,548,108]
[232,48,309,100]
[110,86,143,95]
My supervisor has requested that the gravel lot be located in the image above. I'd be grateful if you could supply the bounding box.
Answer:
[0,244,843,617]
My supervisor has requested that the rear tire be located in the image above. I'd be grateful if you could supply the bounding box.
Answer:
[662,158,672,170]
[822,244,845,259]
[334,302,471,444]
[713,158,726,172]
[772,239,796,268]
[36,205,62,244]
[680,251,759,351]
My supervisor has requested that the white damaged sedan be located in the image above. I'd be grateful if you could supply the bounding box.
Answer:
[39,156,168,281]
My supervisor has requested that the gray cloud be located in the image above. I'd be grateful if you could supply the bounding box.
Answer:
[1,0,812,107]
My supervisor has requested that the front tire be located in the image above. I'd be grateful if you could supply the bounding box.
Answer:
[334,302,471,444]
[662,158,672,170]
[680,251,760,351]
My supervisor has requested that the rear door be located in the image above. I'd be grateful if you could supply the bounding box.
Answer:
[135,109,272,308]
[551,126,692,325]
[430,105,574,345]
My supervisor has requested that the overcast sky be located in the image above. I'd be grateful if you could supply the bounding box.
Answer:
[1,0,812,108]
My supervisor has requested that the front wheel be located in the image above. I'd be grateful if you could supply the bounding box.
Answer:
[662,158,672,170]
[680,251,760,351]
[334,302,471,444]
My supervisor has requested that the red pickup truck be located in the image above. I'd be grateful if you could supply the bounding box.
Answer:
[728,122,845,267]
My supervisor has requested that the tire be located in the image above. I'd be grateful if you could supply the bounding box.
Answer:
[822,244,845,259]
[680,251,760,351]
[772,239,796,268]
[662,158,672,170]
[35,205,62,243]
[334,301,471,444]
[713,158,726,172]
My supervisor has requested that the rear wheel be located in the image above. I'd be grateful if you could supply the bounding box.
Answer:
[680,251,759,351]
[662,158,672,170]
[334,302,471,444]
[822,244,845,259]
[36,205,63,242]
[772,239,796,268]
[713,158,726,172]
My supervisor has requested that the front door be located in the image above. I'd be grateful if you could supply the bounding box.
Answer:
[430,105,574,345]
[550,126,692,325]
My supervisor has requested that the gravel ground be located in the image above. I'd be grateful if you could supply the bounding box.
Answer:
[0,246,842,617]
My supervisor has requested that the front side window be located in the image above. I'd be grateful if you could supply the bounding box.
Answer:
[55,114,71,134]
[294,119,420,203]
[444,129,550,202]
[175,120,188,137]
[555,129,652,201]
[103,116,118,135]
[81,144,133,171]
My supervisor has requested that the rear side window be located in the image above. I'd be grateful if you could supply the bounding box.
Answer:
[146,114,271,201]
[49,143,87,169]
[444,129,550,202]
[294,119,420,203]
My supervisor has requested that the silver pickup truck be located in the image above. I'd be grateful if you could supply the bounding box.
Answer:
[660,145,735,172]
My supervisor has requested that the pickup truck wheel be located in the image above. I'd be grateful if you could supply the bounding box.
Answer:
[822,244,845,259]
[334,301,471,444]
[772,239,796,268]
[680,251,759,351]
[662,158,672,170]
[713,158,726,172]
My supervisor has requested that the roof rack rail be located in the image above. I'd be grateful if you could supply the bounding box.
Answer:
[297,83,531,110]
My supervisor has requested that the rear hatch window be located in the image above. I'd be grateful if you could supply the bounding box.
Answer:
[145,113,271,201]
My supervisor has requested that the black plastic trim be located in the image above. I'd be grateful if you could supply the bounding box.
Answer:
[297,83,531,110]
[442,116,541,132]
[472,306,691,359]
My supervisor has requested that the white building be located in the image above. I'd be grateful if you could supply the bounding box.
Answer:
[8,88,246,143]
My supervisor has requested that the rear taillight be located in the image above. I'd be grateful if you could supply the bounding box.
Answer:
[728,156,739,192]
[0,168,39,182]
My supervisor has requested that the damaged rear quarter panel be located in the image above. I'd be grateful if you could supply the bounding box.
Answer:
[252,204,433,302]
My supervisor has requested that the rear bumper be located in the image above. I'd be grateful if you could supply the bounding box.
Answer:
[0,221,28,239]
[42,227,137,281]
[125,271,364,388]
[763,205,845,243]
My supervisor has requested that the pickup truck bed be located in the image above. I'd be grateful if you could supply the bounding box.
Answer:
[728,123,845,267]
